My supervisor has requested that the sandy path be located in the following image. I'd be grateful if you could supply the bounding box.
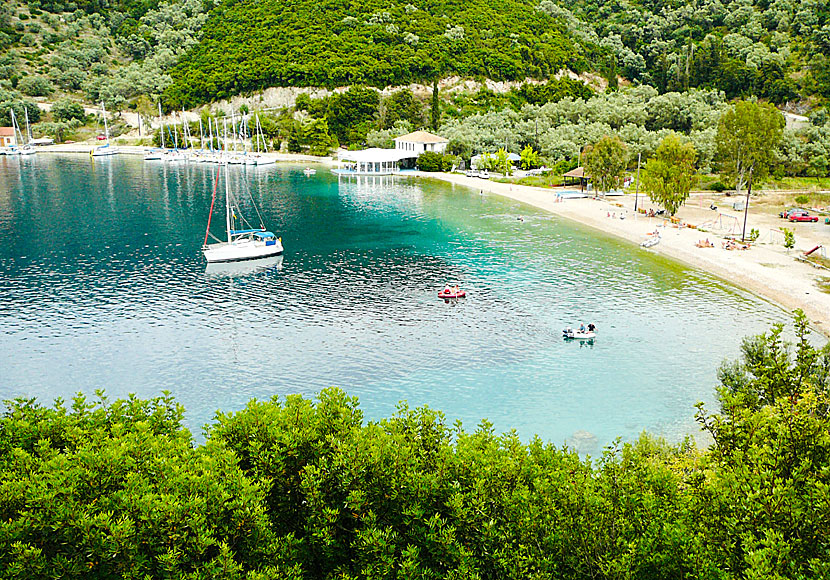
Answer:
[425,173,830,334]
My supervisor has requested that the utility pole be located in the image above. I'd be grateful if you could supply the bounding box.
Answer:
[741,166,753,242]
[634,152,641,212]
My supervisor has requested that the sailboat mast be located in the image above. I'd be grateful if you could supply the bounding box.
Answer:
[101,102,110,143]
[224,162,232,243]
[208,117,214,152]
[158,103,165,149]
[9,109,19,146]
[24,107,31,144]
[231,110,238,153]
[199,118,204,151]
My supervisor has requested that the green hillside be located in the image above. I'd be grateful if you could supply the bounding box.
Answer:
[4,0,830,111]
[163,0,592,108]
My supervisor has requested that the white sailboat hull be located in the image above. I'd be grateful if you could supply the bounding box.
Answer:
[92,146,119,157]
[18,146,36,156]
[202,238,284,263]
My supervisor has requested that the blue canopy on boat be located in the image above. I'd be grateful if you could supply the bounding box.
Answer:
[253,231,276,239]
[231,228,267,235]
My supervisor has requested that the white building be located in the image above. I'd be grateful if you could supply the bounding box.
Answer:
[394,131,449,155]
[334,131,450,176]
[336,147,416,175]
[0,127,16,148]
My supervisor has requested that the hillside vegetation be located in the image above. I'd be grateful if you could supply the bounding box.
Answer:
[163,0,589,108]
[3,0,830,111]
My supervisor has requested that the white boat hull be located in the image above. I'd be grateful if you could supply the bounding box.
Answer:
[92,146,119,157]
[203,238,284,263]
[563,330,596,339]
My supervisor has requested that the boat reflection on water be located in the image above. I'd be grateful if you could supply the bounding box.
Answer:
[204,254,284,278]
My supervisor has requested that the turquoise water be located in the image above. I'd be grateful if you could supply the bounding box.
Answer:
[0,155,787,452]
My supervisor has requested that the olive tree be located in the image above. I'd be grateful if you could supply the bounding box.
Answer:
[584,135,628,196]
[642,134,698,215]
[716,100,784,240]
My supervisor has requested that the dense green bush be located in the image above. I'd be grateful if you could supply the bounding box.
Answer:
[416,151,444,171]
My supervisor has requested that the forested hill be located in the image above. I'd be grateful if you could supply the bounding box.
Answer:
[4,0,830,112]
[164,0,830,108]
[163,0,590,109]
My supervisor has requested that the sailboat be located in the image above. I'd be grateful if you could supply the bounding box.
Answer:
[202,162,283,263]
[4,109,22,155]
[92,101,119,157]
[144,104,164,160]
[18,107,36,156]
[246,113,275,166]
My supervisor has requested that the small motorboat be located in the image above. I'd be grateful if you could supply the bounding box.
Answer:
[641,233,660,248]
[563,327,596,339]
[438,287,466,299]
[303,167,316,176]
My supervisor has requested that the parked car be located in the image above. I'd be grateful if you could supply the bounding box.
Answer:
[780,207,807,218]
[789,211,819,222]
[479,170,490,179]
[96,134,107,141]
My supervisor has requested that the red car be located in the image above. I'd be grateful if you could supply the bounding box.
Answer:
[96,134,107,141]
[789,211,819,222]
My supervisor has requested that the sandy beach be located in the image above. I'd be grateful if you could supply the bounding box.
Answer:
[426,173,830,335]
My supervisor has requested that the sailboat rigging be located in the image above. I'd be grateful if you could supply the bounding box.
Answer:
[202,162,283,263]
[92,101,119,157]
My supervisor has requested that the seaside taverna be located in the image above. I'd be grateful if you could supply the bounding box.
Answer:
[335,130,449,175]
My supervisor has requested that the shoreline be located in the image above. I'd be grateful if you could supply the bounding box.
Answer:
[424,172,830,335]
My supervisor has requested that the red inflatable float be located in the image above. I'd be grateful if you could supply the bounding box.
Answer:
[438,289,466,299]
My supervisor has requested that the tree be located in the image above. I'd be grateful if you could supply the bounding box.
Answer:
[50,98,86,122]
[326,86,379,146]
[35,121,70,142]
[495,148,513,176]
[520,144,540,170]
[18,75,52,97]
[304,118,334,156]
[696,312,830,576]
[641,135,697,215]
[584,135,628,196]
[716,100,784,240]
[417,150,443,171]
[384,90,423,129]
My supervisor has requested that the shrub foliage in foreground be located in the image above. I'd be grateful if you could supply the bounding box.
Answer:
[1,312,829,578]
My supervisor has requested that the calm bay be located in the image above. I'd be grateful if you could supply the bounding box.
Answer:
[0,154,787,452]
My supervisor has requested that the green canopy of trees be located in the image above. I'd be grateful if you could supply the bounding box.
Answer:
[642,134,698,215]
[163,0,586,109]
[2,314,829,577]
[584,134,628,195]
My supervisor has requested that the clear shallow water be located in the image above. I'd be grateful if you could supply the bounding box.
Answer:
[0,155,787,452]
